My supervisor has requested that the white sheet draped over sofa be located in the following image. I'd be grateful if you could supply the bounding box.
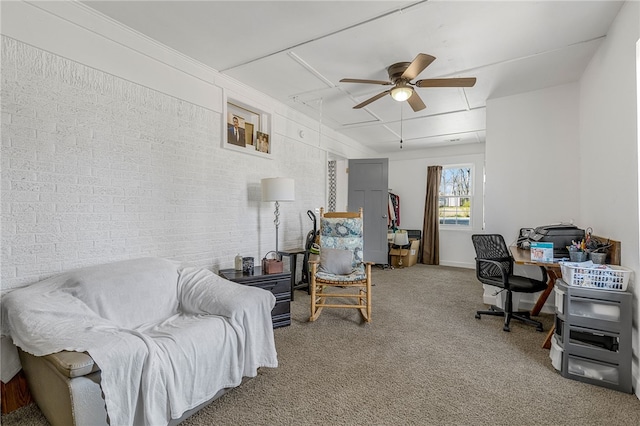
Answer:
[2,258,278,426]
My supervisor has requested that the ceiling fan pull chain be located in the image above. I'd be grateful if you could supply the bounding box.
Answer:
[400,104,403,150]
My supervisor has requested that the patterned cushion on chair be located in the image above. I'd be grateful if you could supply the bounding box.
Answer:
[321,217,363,238]
[320,217,364,269]
[316,263,366,282]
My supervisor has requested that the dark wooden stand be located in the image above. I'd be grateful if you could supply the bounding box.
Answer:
[278,248,308,300]
[219,267,291,328]
[1,370,33,414]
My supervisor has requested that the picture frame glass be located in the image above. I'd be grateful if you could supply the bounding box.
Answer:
[256,131,270,154]
[227,102,260,149]
[245,122,254,147]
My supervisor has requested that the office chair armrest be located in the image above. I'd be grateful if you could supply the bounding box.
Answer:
[536,265,549,283]
[476,258,509,287]
[487,256,512,263]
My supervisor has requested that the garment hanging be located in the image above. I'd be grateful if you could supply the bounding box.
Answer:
[388,192,400,229]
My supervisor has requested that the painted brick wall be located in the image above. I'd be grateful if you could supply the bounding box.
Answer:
[1,36,324,289]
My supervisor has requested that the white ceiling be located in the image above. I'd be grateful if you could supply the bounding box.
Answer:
[82,1,624,153]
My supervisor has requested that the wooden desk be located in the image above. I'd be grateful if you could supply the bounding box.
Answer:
[510,236,621,349]
[510,238,621,312]
[509,246,562,316]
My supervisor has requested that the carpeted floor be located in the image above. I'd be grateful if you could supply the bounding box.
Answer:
[3,264,640,425]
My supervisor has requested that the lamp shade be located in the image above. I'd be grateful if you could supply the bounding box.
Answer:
[261,178,295,202]
[394,230,409,246]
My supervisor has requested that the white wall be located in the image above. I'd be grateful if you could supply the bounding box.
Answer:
[578,0,640,397]
[485,83,581,239]
[484,83,581,313]
[0,1,375,290]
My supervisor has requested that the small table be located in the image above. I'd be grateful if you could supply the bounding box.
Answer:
[510,246,562,348]
[278,248,308,301]
[219,267,291,328]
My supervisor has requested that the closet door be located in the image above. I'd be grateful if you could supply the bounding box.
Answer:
[348,158,389,264]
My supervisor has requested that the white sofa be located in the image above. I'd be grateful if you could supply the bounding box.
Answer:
[2,257,278,426]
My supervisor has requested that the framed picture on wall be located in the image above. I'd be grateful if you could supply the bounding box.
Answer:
[222,94,272,158]
[256,132,270,154]
[226,102,260,148]
[245,122,254,147]
[227,113,246,147]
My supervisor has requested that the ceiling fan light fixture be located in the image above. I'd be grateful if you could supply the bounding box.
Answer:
[390,86,413,102]
[341,54,476,111]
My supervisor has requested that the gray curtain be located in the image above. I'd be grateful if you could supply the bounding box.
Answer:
[421,165,442,265]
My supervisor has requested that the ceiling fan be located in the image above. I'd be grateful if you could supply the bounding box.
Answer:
[340,53,477,112]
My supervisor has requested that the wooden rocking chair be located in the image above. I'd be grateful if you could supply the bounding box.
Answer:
[309,208,373,323]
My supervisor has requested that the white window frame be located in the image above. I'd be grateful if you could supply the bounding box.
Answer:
[439,164,474,229]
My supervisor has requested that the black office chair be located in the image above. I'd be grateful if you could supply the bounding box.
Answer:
[471,234,548,332]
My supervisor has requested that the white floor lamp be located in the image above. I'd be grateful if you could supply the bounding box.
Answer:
[261,178,295,259]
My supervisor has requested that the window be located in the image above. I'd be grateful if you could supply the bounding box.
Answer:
[439,166,472,227]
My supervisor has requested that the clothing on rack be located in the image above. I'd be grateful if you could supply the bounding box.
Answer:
[388,192,400,229]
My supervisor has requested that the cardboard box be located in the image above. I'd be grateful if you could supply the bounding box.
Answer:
[389,239,420,268]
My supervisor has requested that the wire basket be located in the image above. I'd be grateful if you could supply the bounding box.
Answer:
[560,263,631,291]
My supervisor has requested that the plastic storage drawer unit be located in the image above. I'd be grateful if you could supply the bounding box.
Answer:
[553,279,632,393]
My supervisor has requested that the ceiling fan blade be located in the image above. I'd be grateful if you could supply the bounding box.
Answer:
[415,77,477,88]
[401,53,436,81]
[340,78,393,85]
[353,90,391,109]
[406,91,426,112]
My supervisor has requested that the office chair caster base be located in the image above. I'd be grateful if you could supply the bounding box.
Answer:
[512,312,544,332]
[503,325,511,332]
[476,305,503,321]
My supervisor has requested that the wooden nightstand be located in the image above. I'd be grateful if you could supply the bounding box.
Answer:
[219,267,291,328]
